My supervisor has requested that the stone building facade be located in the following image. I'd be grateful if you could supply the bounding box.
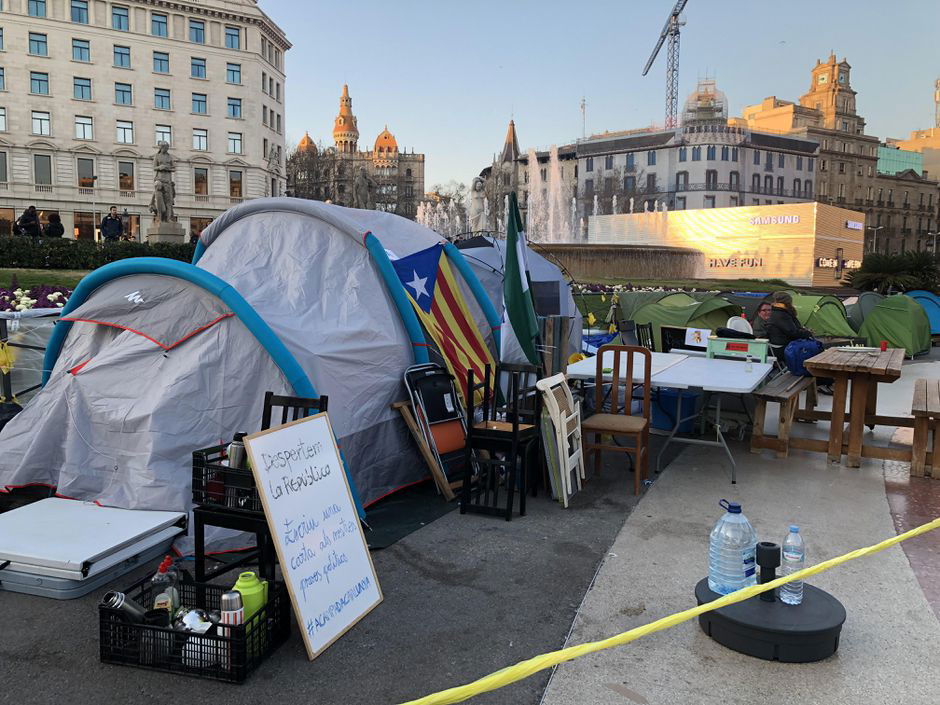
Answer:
[286,85,425,219]
[575,82,818,218]
[477,81,817,238]
[734,55,940,254]
[0,0,288,241]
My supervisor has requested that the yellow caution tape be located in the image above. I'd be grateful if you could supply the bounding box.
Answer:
[0,341,16,375]
[399,516,940,705]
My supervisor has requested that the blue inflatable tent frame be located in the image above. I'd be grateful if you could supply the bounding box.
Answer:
[42,257,367,519]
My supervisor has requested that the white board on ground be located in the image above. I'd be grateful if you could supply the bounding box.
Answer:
[244,413,382,660]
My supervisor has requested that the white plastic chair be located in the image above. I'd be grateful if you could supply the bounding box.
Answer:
[726,315,754,335]
[536,373,586,508]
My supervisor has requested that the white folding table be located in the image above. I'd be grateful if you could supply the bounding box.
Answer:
[566,350,688,381]
[567,353,772,483]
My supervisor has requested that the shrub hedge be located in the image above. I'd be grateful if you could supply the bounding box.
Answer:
[0,237,195,270]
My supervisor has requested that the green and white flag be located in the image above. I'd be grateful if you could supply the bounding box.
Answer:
[500,192,540,366]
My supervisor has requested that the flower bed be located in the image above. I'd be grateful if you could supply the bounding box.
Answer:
[0,284,71,312]
[573,282,713,295]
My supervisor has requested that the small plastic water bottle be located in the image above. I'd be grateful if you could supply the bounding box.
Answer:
[708,499,758,595]
[745,354,753,373]
[780,525,805,605]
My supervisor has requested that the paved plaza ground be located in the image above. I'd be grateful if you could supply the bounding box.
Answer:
[4,354,940,704]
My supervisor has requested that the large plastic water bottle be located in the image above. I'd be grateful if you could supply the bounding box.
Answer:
[708,499,758,595]
[780,525,805,605]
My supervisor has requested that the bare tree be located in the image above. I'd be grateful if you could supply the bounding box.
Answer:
[430,180,468,209]
[286,144,340,202]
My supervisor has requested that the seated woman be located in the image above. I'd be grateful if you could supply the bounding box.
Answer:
[751,301,771,338]
[766,292,812,362]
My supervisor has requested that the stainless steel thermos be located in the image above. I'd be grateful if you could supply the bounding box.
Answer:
[101,591,147,623]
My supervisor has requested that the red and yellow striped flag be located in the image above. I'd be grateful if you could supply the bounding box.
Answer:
[392,244,495,401]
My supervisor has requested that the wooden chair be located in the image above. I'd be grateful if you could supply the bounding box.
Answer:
[261,391,328,430]
[461,365,538,520]
[634,322,655,351]
[536,373,585,507]
[193,390,329,583]
[497,362,543,495]
[581,345,651,495]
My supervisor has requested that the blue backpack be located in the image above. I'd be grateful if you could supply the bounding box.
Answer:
[784,339,824,377]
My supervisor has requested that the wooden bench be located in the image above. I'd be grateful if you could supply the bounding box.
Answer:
[750,372,817,458]
[911,378,940,477]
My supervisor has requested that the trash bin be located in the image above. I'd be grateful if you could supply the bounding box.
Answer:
[652,387,700,433]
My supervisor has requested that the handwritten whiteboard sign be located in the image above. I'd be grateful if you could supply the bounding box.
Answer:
[245,413,382,660]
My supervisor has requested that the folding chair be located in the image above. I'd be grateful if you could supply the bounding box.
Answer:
[402,363,467,498]
[536,373,585,507]
[634,322,655,351]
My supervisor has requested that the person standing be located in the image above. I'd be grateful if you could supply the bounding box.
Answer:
[43,212,64,237]
[16,206,40,237]
[100,206,123,242]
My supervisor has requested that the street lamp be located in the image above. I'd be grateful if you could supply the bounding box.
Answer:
[89,175,100,241]
[866,225,884,254]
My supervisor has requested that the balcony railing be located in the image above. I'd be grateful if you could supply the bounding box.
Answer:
[631,182,814,200]
[0,181,260,211]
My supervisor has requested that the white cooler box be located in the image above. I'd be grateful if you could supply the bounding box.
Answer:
[0,498,186,599]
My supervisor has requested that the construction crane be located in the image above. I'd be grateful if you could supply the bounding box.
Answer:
[935,78,939,128]
[642,0,690,130]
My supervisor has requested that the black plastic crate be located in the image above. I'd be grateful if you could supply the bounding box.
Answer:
[99,575,291,683]
[192,444,263,515]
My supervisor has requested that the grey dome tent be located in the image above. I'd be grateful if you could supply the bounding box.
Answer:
[455,236,582,358]
[844,291,884,332]
[0,199,501,527]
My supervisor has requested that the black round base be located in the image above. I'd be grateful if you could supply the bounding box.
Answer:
[694,578,846,663]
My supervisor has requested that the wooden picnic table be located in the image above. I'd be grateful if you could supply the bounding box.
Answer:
[802,347,907,467]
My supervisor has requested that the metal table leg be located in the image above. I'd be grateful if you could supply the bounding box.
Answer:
[655,388,738,484]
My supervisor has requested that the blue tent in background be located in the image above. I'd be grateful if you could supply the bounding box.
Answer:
[906,290,940,335]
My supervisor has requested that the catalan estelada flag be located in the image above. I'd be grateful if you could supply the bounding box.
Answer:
[391,244,495,401]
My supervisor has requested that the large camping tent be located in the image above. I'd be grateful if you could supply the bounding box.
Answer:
[0,199,501,522]
[455,236,582,358]
[788,293,857,337]
[844,291,884,332]
[858,295,931,356]
[631,293,741,352]
[906,290,940,335]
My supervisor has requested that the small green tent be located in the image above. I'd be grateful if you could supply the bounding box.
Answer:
[789,294,857,338]
[844,291,884,332]
[632,294,742,352]
[617,290,713,321]
[858,295,931,356]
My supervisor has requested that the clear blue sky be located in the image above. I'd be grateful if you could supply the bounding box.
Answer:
[269,0,940,188]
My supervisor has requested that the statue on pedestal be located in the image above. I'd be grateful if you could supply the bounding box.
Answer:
[146,141,185,243]
[267,146,280,174]
[467,177,486,232]
[352,167,376,210]
[150,142,176,223]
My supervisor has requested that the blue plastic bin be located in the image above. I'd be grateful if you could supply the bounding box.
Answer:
[651,387,700,433]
